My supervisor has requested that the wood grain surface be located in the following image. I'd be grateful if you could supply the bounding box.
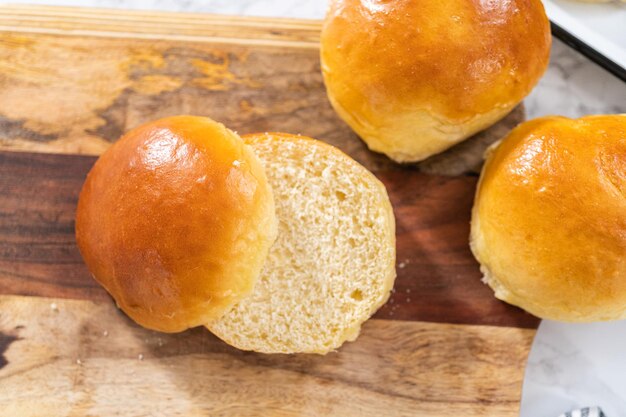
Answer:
[0,5,525,175]
[0,149,538,329]
[0,295,534,416]
[0,5,538,416]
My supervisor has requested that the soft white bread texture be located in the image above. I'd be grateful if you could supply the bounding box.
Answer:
[470,115,626,322]
[320,0,551,163]
[208,133,396,354]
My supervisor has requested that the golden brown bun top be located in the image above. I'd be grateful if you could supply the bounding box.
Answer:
[76,116,277,332]
[471,115,626,321]
[321,0,551,121]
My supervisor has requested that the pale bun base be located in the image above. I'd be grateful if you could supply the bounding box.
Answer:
[207,133,396,354]
[327,89,515,163]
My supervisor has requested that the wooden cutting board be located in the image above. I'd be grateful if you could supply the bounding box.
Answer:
[0,5,539,416]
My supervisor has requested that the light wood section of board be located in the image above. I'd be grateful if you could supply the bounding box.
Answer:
[0,5,321,47]
[0,4,524,176]
[0,295,534,416]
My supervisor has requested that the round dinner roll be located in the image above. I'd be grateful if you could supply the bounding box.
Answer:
[76,116,277,332]
[208,133,396,354]
[470,115,626,322]
[320,0,551,163]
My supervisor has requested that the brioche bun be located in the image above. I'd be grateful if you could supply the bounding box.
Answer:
[321,0,551,162]
[208,133,396,354]
[470,115,626,322]
[76,116,277,332]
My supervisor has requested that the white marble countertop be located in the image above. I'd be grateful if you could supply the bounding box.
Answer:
[523,320,626,417]
[4,1,626,416]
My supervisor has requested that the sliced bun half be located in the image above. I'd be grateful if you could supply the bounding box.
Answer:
[208,133,396,354]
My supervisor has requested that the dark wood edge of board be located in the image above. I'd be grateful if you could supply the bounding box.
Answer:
[0,149,540,330]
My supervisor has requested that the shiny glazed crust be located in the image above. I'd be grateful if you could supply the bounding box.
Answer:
[321,0,551,162]
[75,116,277,332]
[471,115,626,321]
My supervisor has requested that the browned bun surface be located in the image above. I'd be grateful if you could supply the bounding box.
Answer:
[471,115,626,321]
[321,0,551,162]
[76,116,277,332]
